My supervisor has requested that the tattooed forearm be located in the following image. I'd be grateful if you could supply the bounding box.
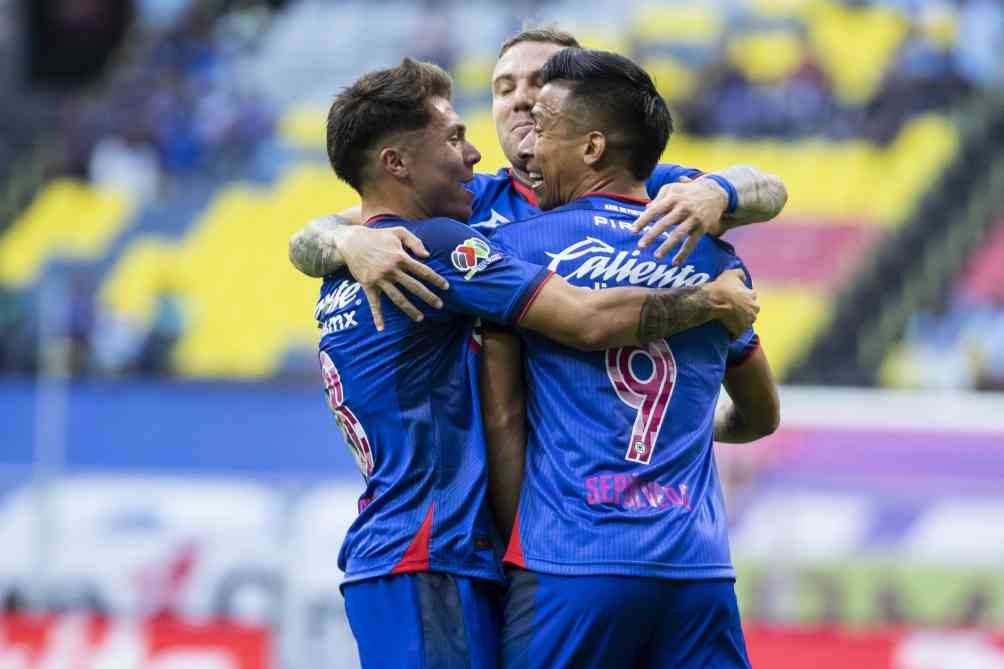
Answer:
[637,286,713,342]
[288,215,349,277]
[714,165,788,226]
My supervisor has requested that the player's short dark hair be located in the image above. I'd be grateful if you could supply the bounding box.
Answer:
[540,48,672,180]
[498,26,580,58]
[326,58,453,192]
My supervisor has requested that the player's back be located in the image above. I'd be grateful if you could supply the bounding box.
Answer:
[492,193,757,580]
[466,164,705,234]
[315,214,550,587]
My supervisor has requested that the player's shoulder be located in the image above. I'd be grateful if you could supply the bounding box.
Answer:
[707,235,738,257]
[467,167,511,192]
[646,163,705,191]
[410,216,485,249]
[490,202,590,238]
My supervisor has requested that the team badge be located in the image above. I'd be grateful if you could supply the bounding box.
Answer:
[451,237,492,279]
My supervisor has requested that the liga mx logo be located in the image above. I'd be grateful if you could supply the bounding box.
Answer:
[451,237,491,279]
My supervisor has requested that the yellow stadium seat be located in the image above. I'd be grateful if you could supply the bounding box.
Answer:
[802,0,909,104]
[0,179,133,286]
[159,167,356,377]
[751,0,812,17]
[575,31,629,56]
[453,57,495,98]
[642,56,699,103]
[633,4,722,44]
[728,31,806,83]
[279,105,328,149]
[662,114,956,225]
[111,93,958,379]
[754,286,830,376]
[99,238,180,323]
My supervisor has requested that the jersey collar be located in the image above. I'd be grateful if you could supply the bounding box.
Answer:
[507,168,539,208]
[580,191,650,205]
[364,213,399,227]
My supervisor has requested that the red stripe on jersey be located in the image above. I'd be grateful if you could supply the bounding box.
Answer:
[728,338,762,369]
[391,502,435,574]
[508,169,539,208]
[502,510,526,568]
[515,271,556,324]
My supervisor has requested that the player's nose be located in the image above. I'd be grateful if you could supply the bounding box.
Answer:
[512,80,534,111]
[464,140,481,167]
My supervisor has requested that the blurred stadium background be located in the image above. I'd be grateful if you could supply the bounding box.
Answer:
[1,0,1003,666]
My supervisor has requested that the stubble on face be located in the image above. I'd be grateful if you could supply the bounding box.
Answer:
[491,41,567,175]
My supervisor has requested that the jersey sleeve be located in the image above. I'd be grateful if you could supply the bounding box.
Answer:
[645,163,705,196]
[646,164,738,215]
[721,254,760,367]
[416,217,552,325]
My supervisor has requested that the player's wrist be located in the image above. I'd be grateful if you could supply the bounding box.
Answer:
[701,282,733,321]
[700,174,738,218]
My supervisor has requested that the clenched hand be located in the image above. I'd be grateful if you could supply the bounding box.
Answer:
[705,269,759,338]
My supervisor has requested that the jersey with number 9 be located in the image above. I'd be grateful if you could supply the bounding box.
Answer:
[491,193,759,580]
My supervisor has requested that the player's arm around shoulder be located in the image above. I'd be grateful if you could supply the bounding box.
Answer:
[479,324,526,539]
[633,165,788,265]
[715,345,780,443]
[517,268,760,351]
[287,206,450,330]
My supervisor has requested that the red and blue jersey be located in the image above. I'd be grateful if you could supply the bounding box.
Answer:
[466,164,714,234]
[491,193,758,580]
[316,215,551,586]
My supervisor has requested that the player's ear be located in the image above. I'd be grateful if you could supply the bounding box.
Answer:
[583,131,606,167]
[378,146,409,180]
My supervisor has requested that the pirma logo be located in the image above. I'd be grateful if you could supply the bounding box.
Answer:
[452,237,491,279]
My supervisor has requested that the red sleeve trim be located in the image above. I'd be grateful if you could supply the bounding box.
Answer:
[727,338,761,369]
[508,169,539,207]
[516,271,556,324]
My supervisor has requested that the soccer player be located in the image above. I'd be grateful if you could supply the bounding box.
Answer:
[480,49,781,668]
[317,58,758,668]
[287,28,787,327]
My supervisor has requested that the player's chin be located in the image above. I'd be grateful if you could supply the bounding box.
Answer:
[448,197,473,221]
[537,187,561,212]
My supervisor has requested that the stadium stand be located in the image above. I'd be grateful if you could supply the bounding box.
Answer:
[0,0,999,383]
[2,3,1003,666]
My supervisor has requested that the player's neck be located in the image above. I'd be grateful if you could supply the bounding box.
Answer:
[360,185,426,223]
[570,172,647,203]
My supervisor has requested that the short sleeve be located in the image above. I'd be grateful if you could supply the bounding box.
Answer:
[645,163,705,197]
[415,218,552,325]
[722,255,759,367]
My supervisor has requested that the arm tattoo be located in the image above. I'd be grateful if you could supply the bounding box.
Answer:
[288,215,349,277]
[637,286,712,343]
[715,165,788,225]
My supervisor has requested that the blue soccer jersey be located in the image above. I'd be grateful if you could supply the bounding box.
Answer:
[466,164,713,234]
[490,193,758,580]
[316,214,552,586]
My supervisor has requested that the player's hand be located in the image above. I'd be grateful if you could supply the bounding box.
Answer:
[339,226,450,331]
[705,269,759,338]
[631,177,729,266]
